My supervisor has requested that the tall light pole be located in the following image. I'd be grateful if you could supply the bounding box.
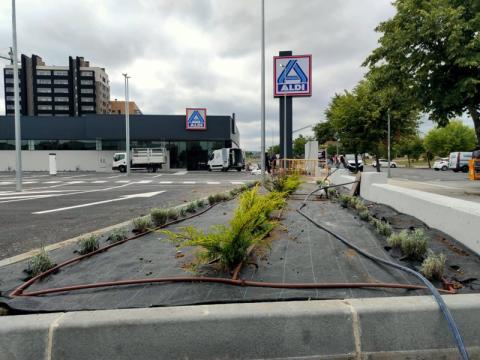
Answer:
[387,108,391,179]
[122,73,131,175]
[260,0,266,182]
[12,0,22,192]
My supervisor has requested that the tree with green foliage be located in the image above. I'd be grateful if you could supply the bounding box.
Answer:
[292,134,313,158]
[424,120,477,157]
[313,121,336,145]
[397,135,425,167]
[365,0,480,143]
[326,76,419,171]
[267,144,280,155]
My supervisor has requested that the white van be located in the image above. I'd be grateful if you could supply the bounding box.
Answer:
[208,148,245,172]
[448,152,472,173]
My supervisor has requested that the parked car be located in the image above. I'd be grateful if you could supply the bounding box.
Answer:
[344,154,363,172]
[371,159,397,168]
[448,152,472,173]
[433,158,449,171]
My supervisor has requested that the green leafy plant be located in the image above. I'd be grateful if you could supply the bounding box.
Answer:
[25,248,54,277]
[421,251,446,280]
[208,194,216,205]
[151,208,169,226]
[163,186,285,270]
[387,230,409,249]
[132,217,152,233]
[400,228,428,260]
[196,199,205,208]
[339,194,351,208]
[179,207,187,217]
[269,174,301,194]
[78,234,100,255]
[327,188,338,198]
[107,228,128,243]
[316,179,330,187]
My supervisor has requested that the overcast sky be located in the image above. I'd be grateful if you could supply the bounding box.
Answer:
[0,0,473,150]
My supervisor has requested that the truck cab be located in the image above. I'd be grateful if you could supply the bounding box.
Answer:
[112,148,166,173]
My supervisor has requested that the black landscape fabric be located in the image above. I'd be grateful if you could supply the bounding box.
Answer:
[1,185,479,312]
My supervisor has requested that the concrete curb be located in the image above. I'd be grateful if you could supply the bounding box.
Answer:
[1,295,479,360]
[0,183,256,268]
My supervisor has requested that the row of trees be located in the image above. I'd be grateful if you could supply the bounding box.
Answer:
[313,0,479,170]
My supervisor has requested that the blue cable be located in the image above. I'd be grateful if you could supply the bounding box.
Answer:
[297,185,469,360]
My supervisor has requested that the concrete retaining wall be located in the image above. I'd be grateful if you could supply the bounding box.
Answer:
[360,172,480,255]
[1,295,479,359]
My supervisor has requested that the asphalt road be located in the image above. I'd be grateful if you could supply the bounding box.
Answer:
[364,166,480,203]
[0,170,259,260]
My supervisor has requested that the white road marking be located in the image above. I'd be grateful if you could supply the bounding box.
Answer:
[92,180,107,184]
[173,171,188,175]
[43,181,62,184]
[159,181,173,184]
[0,182,14,185]
[115,180,130,183]
[231,181,245,185]
[106,174,123,179]
[152,174,163,178]
[207,181,220,185]
[33,191,166,214]
[66,181,85,184]
[23,181,38,184]
[183,181,196,184]
[136,180,153,184]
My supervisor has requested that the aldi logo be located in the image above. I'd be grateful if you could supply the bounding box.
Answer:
[186,108,207,130]
[274,55,312,97]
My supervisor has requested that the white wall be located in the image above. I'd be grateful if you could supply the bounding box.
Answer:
[0,150,118,172]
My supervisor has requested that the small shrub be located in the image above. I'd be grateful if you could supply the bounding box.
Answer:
[316,179,329,186]
[269,174,301,194]
[132,217,152,233]
[339,194,351,208]
[358,209,370,221]
[421,251,446,280]
[163,186,285,270]
[374,220,393,237]
[196,199,205,208]
[179,207,187,217]
[208,194,216,205]
[167,208,179,220]
[108,228,128,243]
[400,228,428,259]
[214,193,228,203]
[186,201,197,213]
[78,234,100,254]
[387,230,409,249]
[327,188,338,198]
[151,208,169,226]
[25,248,54,277]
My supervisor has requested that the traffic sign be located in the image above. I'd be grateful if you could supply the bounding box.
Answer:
[274,55,312,97]
[186,108,207,130]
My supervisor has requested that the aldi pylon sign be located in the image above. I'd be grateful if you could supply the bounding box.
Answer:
[186,108,207,130]
[274,55,312,97]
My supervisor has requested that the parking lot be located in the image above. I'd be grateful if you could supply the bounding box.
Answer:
[0,170,258,260]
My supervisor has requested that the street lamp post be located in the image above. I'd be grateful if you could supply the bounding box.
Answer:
[387,109,391,179]
[122,73,131,175]
[11,0,22,192]
[260,0,266,183]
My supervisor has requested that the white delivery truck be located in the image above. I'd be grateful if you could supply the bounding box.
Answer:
[448,152,472,173]
[112,148,166,173]
[207,148,245,172]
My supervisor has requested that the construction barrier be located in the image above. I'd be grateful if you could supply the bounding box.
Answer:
[468,159,480,181]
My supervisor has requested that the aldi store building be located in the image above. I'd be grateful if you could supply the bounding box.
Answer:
[0,114,240,171]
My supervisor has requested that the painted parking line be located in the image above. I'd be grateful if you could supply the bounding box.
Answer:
[106,174,123,179]
[22,181,38,184]
[92,180,108,184]
[152,174,163,178]
[231,181,245,185]
[33,191,166,214]
[183,181,196,184]
[0,182,14,185]
[173,171,188,175]
[115,180,130,183]
[159,181,173,184]
[136,180,153,184]
[42,181,62,184]
[207,181,220,185]
[66,181,85,184]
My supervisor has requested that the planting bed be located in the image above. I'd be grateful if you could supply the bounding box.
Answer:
[0,183,479,313]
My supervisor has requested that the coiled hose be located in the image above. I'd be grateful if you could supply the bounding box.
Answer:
[297,184,469,360]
